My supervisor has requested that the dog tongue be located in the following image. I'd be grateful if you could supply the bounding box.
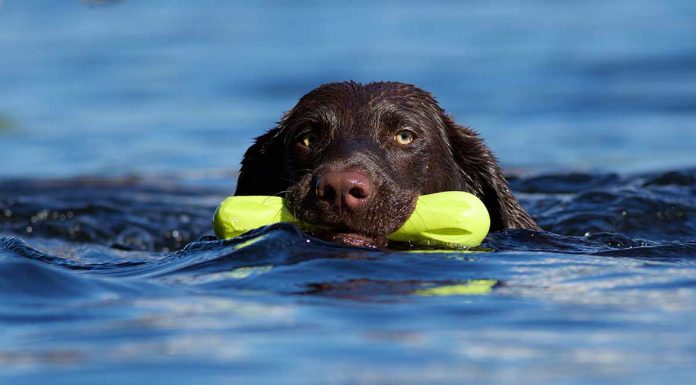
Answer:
[321,232,387,249]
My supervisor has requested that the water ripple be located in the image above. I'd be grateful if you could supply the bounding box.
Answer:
[1,169,696,384]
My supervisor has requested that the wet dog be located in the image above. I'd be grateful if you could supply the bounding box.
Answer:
[235,81,539,247]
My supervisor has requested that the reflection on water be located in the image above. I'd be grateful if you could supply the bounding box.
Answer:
[2,169,696,384]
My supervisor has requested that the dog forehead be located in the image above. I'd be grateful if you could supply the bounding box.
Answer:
[300,81,435,110]
[299,82,438,124]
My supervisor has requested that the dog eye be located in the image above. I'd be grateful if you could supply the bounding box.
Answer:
[299,132,318,148]
[394,130,415,145]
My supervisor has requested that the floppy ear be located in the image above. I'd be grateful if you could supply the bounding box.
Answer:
[234,126,290,196]
[443,115,540,231]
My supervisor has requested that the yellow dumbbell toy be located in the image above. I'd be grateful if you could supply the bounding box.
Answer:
[213,191,490,248]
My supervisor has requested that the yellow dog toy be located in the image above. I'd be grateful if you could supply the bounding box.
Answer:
[213,191,490,248]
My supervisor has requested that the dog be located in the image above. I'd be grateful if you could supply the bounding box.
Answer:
[235,81,540,247]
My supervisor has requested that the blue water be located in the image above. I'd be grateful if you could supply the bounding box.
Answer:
[2,1,696,384]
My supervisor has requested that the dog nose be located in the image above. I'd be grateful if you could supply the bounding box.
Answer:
[315,170,374,211]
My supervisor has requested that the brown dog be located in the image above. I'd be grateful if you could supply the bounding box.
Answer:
[235,81,539,247]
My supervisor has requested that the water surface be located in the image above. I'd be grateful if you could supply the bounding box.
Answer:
[1,1,696,384]
[2,169,696,384]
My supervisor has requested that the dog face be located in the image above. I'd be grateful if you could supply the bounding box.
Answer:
[235,81,539,247]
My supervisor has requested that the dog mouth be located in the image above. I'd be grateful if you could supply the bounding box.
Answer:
[285,181,418,249]
[311,230,388,249]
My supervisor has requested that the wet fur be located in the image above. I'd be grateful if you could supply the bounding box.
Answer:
[235,81,539,244]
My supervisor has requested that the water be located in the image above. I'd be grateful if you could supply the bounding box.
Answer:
[1,1,695,177]
[2,1,696,384]
[2,171,696,384]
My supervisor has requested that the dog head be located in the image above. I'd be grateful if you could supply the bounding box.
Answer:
[235,81,539,247]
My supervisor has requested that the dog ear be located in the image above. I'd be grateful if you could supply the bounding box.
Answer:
[442,115,540,231]
[234,125,290,196]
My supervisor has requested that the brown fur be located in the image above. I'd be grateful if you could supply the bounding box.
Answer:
[235,81,540,246]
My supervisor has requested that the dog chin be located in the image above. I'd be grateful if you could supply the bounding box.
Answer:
[314,231,388,249]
